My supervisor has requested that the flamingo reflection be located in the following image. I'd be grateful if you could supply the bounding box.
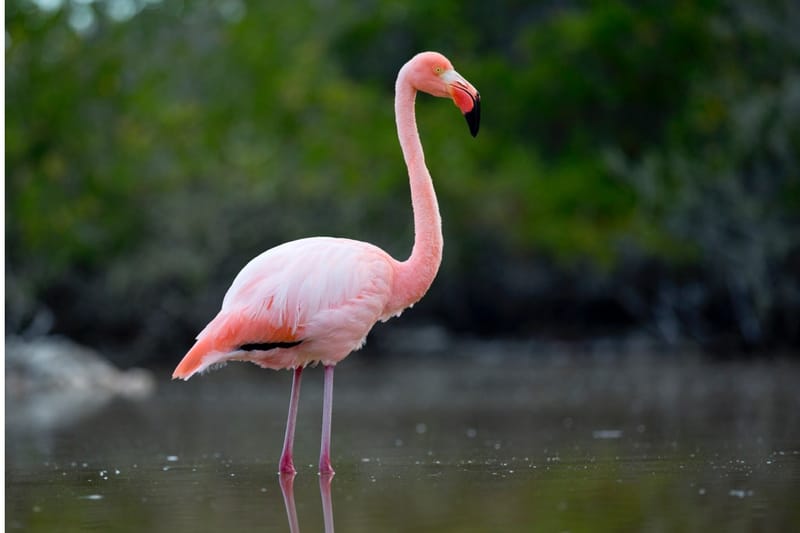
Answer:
[278,472,335,533]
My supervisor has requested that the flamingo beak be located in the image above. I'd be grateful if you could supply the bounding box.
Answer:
[464,95,481,137]
[444,70,481,137]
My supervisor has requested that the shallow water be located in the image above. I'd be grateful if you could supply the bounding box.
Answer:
[7,351,800,532]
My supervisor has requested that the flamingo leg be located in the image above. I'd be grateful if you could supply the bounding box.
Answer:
[319,364,335,474]
[279,366,303,474]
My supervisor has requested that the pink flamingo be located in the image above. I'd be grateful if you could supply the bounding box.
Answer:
[172,52,480,475]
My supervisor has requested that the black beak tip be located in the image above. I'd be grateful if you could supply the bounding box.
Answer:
[464,94,480,137]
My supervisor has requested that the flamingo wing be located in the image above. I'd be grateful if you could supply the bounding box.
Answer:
[172,237,395,379]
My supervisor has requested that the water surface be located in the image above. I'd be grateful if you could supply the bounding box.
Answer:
[7,350,800,531]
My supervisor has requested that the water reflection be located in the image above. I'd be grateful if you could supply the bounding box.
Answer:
[278,472,335,533]
[6,353,800,532]
[278,473,300,533]
[319,475,335,533]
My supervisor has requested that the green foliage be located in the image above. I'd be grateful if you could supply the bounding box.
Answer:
[610,0,800,342]
[6,0,799,353]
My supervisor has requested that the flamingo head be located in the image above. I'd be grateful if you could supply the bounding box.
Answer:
[407,51,481,137]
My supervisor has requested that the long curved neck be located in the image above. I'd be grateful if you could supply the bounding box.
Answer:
[387,67,444,313]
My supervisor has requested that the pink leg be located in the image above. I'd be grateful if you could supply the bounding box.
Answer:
[318,364,335,474]
[279,366,303,474]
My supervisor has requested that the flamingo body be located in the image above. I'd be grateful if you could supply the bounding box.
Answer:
[173,51,480,474]
[173,237,399,377]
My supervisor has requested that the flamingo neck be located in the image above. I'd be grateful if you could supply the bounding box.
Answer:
[388,67,443,313]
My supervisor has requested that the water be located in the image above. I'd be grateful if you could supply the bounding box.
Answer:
[7,351,800,531]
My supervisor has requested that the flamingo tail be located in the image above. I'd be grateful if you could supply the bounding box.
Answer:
[172,334,220,380]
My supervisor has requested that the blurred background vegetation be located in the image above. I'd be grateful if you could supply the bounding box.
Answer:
[6,0,799,367]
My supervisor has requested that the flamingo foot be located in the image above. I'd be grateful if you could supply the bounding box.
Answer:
[318,456,335,476]
[279,454,297,475]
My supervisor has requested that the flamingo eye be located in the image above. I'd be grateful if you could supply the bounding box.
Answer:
[434,65,443,74]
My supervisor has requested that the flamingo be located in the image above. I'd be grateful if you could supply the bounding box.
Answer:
[172,51,480,475]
